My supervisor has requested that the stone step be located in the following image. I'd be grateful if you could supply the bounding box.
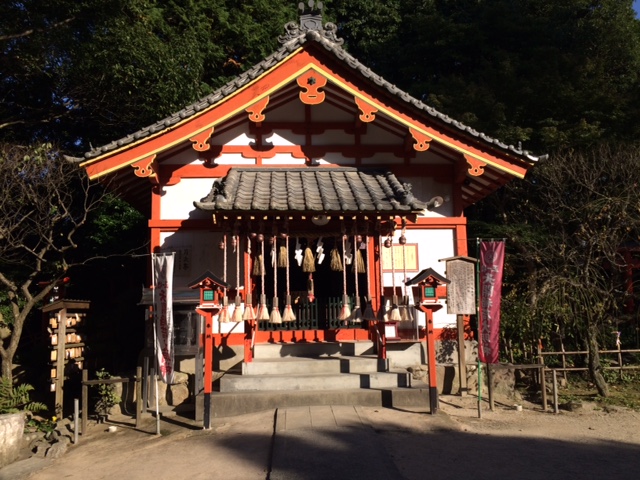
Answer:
[253,341,375,359]
[219,370,411,393]
[197,387,431,418]
[242,355,386,375]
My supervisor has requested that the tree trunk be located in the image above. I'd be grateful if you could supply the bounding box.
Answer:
[586,324,609,397]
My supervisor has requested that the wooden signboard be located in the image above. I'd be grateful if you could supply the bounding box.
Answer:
[441,257,476,315]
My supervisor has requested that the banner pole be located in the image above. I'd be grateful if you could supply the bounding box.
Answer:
[151,254,160,435]
[475,238,482,418]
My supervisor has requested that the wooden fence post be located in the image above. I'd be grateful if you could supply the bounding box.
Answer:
[135,366,142,429]
[81,369,88,435]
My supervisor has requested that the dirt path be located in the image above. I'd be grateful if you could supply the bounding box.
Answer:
[7,396,640,480]
[365,395,640,480]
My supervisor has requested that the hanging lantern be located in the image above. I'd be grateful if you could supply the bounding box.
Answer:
[384,238,392,248]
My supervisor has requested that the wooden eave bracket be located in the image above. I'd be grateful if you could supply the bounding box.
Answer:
[355,97,377,123]
[246,96,270,123]
[409,127,432,152]
[464,154,486,176]
[131,154,159,184]
[190,127,215,152]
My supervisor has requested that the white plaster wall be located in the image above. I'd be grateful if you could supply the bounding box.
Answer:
[159,230,246,333]
[262,154,307,165]
[265,131,304,146]
[381,228,457,330]
[160,178,216,220]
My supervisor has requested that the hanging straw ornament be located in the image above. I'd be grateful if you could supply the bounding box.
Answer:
[269,231,282,324]
[218,234,231,323]
[302,239,316,303]
[277,237,288,269]
[256,235,270,321]
[353,234,366,274]
[330,239,343,271]
[282,235,296,322]
[352,233,362,323]
[243,235,256,321]
[338,233,352,323]
[231,234,244,323]
[302,241,315,273]
[387,232,402,321]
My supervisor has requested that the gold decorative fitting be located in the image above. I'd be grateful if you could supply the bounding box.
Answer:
[246,96,270,123]
[409,128,432,151]
[355,97,377,122]
[297,70,327,105]
[464,154,486,176]
[189,127,214,151]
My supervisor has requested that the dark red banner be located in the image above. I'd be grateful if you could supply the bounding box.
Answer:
[479,241,505,364]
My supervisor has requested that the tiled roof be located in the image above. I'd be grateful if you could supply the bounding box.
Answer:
[82,27,540,163]
[194,167,427,215]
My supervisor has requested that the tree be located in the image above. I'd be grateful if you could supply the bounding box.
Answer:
[334,0,640,150]
[0,0,297,149]
[473,144,640,396]
[0,143,122,381]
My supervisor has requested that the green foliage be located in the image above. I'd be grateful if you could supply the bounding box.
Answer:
[0,377,47,414]
[93,369,121,417]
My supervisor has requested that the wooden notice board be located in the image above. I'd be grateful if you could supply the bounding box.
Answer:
[443,258,476,315]
[382,244,418,272]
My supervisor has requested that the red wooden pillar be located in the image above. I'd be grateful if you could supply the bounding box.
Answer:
[420,304,442,415]
[197,308,217,429]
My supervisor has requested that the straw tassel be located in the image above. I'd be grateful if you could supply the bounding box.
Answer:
[219,233,230,323]
[278,244,288,268]
[256,294,270,321]
[242,293,256,321]
[338,235,351,323]
[388,234,402,321]
[330,246,342,271]
[257,236,269,321]
[282,235,296,322]
[362,235,376,320]
[269,297,282,324]
[231,233,244,322]
[302,244,315,273]
[219,296,230,323]
[351,233,362,323]
[269,232,282,324]
[282,295,296,322]
[243,236,256,321]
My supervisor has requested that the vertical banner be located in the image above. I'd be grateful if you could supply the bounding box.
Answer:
[479,241,505,364]
[153,253,175,384]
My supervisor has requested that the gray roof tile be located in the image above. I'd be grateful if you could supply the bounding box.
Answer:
[83,21,542,163]
[194,167,427,215]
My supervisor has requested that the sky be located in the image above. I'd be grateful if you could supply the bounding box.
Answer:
[635,0,640,17]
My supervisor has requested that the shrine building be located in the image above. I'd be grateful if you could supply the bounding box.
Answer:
[76,6,538,416]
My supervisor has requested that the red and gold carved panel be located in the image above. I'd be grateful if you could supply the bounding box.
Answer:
[464,154,486,176]
[409,128,432,151]
[246,96,270,123]
[355,97,377,122]
[189,127,214,152]
[297,70,327,105]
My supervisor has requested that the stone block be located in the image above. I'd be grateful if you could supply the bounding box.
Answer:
[168,383,190,406]
[0,412,25,468]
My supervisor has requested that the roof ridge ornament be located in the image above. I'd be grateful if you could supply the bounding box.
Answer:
[279,1,344,46]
